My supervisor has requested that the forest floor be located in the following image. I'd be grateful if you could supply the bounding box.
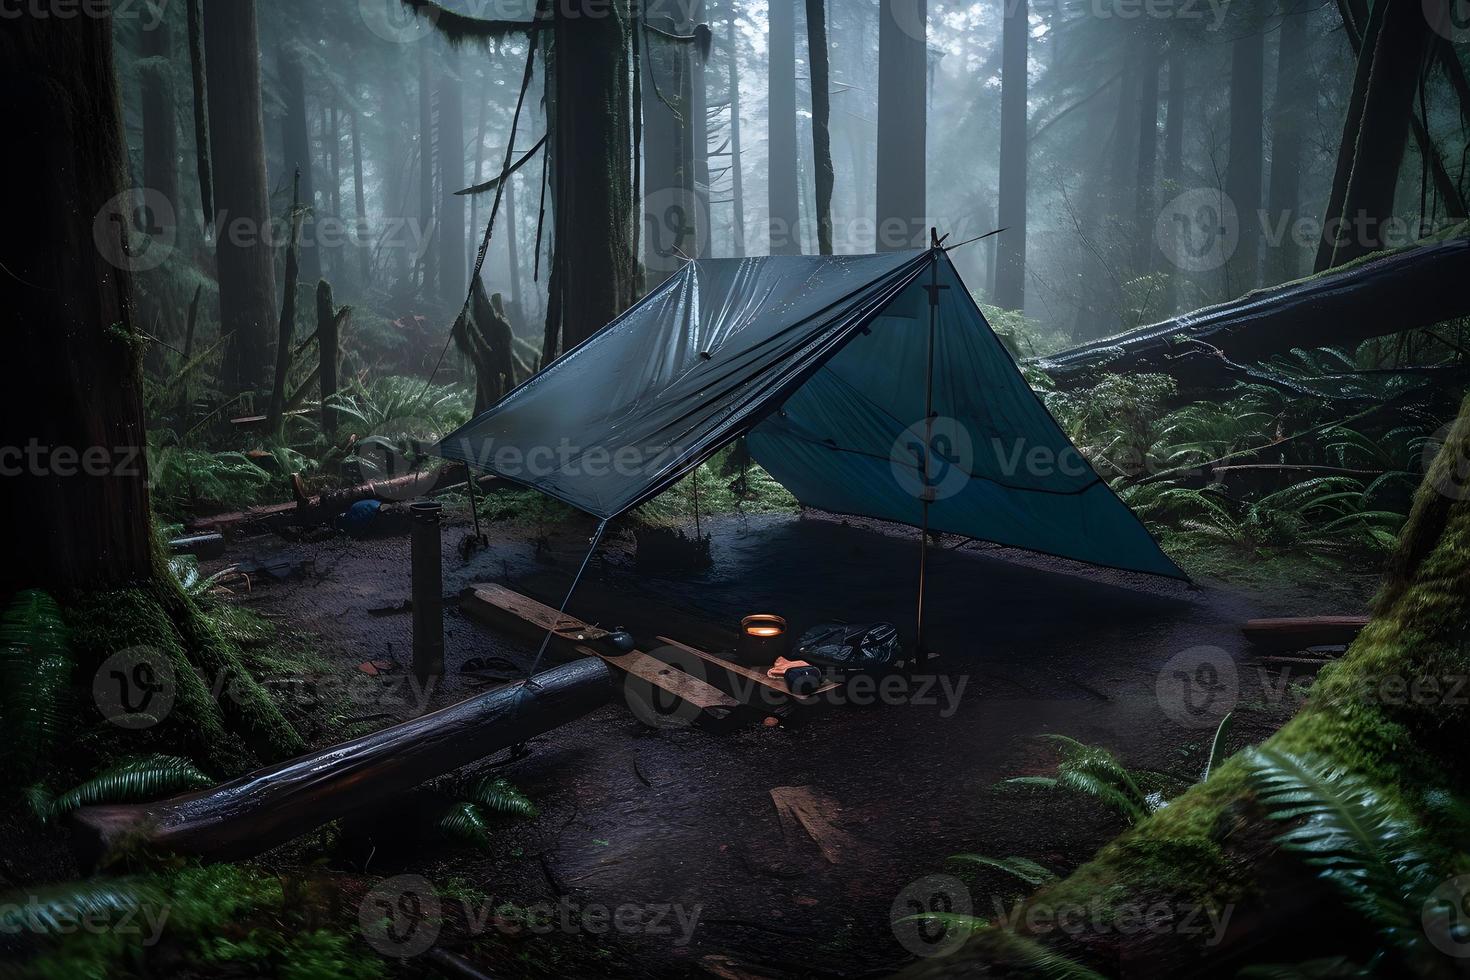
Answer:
[197,498,1380,978]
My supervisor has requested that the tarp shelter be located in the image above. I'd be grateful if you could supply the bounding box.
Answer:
[433,248,1186,589]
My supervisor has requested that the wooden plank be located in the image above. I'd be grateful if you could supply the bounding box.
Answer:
[462,584,740,727]
[654,635,838,706]
[1242,616,1370,652]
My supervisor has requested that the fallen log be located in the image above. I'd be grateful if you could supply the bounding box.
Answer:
[1242,615,1370,651]
[185,468,497,534]
[1030,234,1470,391]
[69,658,612,867]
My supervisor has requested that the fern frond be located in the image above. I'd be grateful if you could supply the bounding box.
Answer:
[437,801,494,850]
[49,754,213,819]
[0,879,164,936]
[947,854,1058,886]
[1243,748,1434,948]
[461,776,538,819]
[0,590,72,778]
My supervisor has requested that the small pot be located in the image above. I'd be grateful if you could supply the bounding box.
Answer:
[736,614,789,666]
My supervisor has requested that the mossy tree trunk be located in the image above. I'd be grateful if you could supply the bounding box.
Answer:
[907,390,1470,975]
[1,4,301,768]
[2,2,154,594]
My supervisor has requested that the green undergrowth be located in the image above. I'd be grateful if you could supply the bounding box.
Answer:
[632,444,799,526]
[6,534,316,807]
[61,579,306,774]
[914,395,1470,975]
[8,863,386,980]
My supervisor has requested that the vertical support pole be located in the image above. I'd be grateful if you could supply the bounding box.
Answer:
[411,500,445,685]
[464,462,484,543]
[915,239,941,666]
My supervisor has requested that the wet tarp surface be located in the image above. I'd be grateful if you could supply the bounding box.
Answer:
[434,250,1185,580]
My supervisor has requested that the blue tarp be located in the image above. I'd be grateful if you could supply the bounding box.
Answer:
[433,249,1185,580]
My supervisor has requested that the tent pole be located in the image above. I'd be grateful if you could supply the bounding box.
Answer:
[915,236,942,667]
[524,518,610,680]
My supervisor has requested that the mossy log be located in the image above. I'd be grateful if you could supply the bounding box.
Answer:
[905,393,1470,977]
[1031,234,1470,392]
[70,658,613,868]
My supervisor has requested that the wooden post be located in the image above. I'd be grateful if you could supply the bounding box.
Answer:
[411,501,445,684]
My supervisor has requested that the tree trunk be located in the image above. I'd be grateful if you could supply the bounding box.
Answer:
[266,169,304,436]
[318,279,339,439]
[726,0,746,257]
[204,0,277,395]
[642,2,699,279]
[504,156,525,324]
[185,0,213,227]
[876,0,926,251]
[278,47,321,284]
[1,3,155,593]
[469,69,488,299]
[139,11,178,216]
[1226,23,1265,291]
[768,0,800,254]
[419,43,437,297]
[1161,45,1186,312]
[994,0,1028,310]
[690,0,711,259]
[805,0,834,256]
[352,107,370,285]
[1347,0,1466,223]
[1132,31,1161,274]
[439,47,467,306]
[1327,0,1434,267]
[70,658,614,867]
[1266,3,1307,283]
[550,0,637,351]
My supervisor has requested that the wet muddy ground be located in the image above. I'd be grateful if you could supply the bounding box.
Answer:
[213,501,1378,978]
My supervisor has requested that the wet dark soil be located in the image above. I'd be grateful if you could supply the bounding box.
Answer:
[207,501,1378,979]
